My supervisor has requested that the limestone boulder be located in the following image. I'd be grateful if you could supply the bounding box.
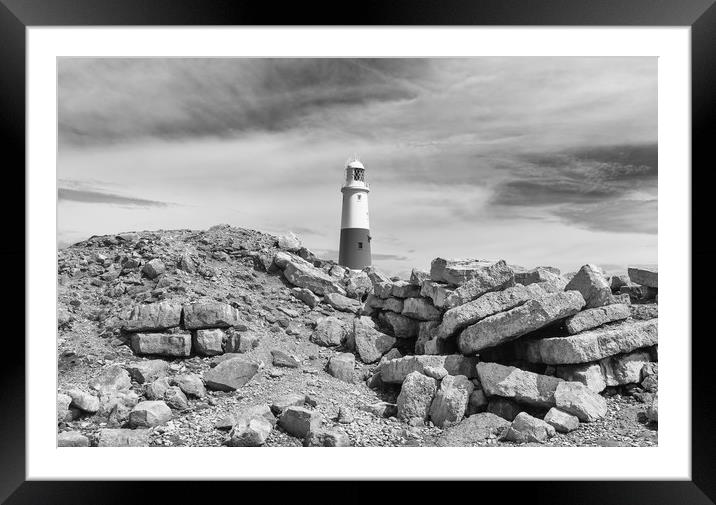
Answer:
[503,412,556,443]
[402,297,441,321]
[122,301,182,333]
[458,291,585,354]
[344,271,372,299]
[141,258,165,279]
[555,363,606,392]
[396,371,438,422]
[90,365,132,393]
[487,397,522,421]
[380,355,479,384]
[476,362,563,409]
[128,400,172,427]
[378,311,419,339]
[68,389,100,414]
[410,269,430,286]
[328,353,355,383]
[430,258,513,288]
[278,231,302,252]
[291,287,320,308]
[131,333,191,357]
[391,280,421,299]
[564,264,612,309]
[171,373,205,398]
[163,386,189,410]
[435,413,509,446]
[353,317,396,364]
[515,267,566,289]
[325,292,361,313]
[429,375,474,427]
[564,303,631,334]
[628,265,658,288]
[383,297,404,313]
[610,274,631,292]
[544,407,579,433]
[183,302,241,330]
[420,281,455,310]
[226,417,273,446]
[520,319,658,365]
[553,381,607,422]
[304,428,351,447]
[203,357,259,391]
[278,406,323,438]
[646,393,658,423]
[270,393,307,416]
[98,428,150,447]
[144,377,171,400]
[600,350,651,386]
[57,393,72,424]
[367,268,394,299]
[442,260,516,308]
[283,259,346,296]
[192,329,225,356]
[125,360,169,383]
[310,316,350,347]
[437,283,546,339]
[58,431,90,447]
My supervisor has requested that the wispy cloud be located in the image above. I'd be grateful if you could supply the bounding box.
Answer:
[58,188,170,208]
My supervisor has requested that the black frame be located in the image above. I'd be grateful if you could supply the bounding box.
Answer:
[3,0,713,503]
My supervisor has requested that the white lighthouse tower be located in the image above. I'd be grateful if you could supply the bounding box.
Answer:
[339,158,372,270]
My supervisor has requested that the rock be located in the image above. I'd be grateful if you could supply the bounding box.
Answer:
[131,333,191,357]
[437,283,546,339]
[57,431,90,447]
[397,371,438,422]
[620,284,657,301]
[459,291,585,354]
[429,375,474,427]
[291,287,321,308]
[178,252,196,273]
[367,267,394,298]
[600,350,651,386]
[380,354,479,384]
[345,271,372,299]
[226,332,259,353]
[203,357,259,391]
[270,393,307,416]
[98,428,150,447]
[122,301,182,333]
[271,349,300,368]
[310,316,350,347]
[90,365,132,392]
[391,280,421,299]
[97,389,139,426]
[544,407,579,433]
[610,274,631,291]
[336,406,354,424]
[564,264,612,309]
[142,258,166,279]
[420,281,455,310]
[611,293,632,305]
[236,404,277,427]
[641,363,658,392]
[362,401,398,418]
[126,360,169,384]
[163,386,189,410]
[128,400,172,427]
[555,363,606,393]
[144,377,171,400]
[476,362,563,409]
[328,353,355,383]
[515,267,566,288]
[630,303,658,320]
[304,428,351,447]
[628,265,658,288]
[553,382,607,422]
[435,413,510,446]
[383,297,404,313]
[325,292,361,313]
[278,406,323,438]
[442,260,516,308]
[430,258,514,289]
[283,259,346,296]
[520,319,658,365]
[402,297,441,321]
[193,329,225,356]
[68,389,100,413]
[466,388,489,416]
[423,365,449,380]
[354,316,396,364]
[486,397,523,421]
[415,320,439,354]
[410,269,430,286]
[57,393,72,423]
[503,412,556,443]
[646,392,658,422]
[226,417,273,446]
[564,303,631,334]
[278,231,302,252]
[183,302,241,330]
[378,311,420,338]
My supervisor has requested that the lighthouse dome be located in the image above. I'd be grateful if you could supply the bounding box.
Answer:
[347,159,364,169]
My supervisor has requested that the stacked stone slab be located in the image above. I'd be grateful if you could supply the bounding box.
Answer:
[122,300,251,358]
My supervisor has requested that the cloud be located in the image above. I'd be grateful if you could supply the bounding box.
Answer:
[555,199,657,234]
[58,188,170,208]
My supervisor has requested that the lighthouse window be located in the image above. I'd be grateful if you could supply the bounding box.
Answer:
[357,194,361,200]
[358,242,363,249]
[353,168,365,181]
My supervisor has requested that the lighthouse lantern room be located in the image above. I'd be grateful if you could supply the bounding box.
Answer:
[339,158,372,270]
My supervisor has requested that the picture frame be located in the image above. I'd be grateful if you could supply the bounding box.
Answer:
[4,0,713,502]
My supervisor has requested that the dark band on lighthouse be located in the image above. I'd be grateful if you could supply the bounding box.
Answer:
[338,159,372,270]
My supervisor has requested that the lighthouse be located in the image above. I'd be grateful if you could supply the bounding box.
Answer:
[339,158,372,270]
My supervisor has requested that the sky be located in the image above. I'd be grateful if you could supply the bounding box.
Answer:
[57,58,657,277]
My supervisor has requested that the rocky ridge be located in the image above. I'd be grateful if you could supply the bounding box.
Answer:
[57,225,658,447]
